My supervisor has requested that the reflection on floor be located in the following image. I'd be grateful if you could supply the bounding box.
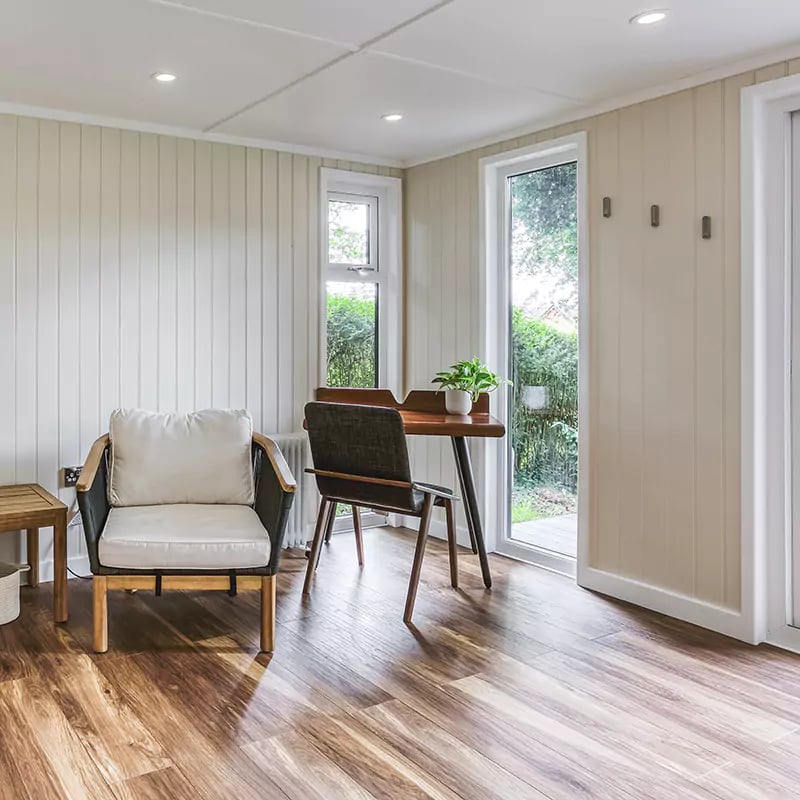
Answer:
[2,527,800,799]
[512,512,577,558]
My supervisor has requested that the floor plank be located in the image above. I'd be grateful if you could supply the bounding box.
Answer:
[2,527,800,799]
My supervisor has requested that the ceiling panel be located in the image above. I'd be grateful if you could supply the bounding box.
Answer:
[0,0,347,129]
[218,52,579,161]
[157,0,446,47]
[374,0,800,101]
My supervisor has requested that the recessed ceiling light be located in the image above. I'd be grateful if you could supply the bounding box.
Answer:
[381,113,403,122]
[152,72,177,83]
[630,9,668,25]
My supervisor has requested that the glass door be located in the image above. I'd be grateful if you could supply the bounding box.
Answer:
[507,162,579,567]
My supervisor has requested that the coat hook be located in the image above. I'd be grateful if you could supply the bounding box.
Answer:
[650,204,660,228]
[701,216,711,239]
[602,197,611,218]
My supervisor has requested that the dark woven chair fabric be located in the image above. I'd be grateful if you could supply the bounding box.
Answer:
[304,402,423,513]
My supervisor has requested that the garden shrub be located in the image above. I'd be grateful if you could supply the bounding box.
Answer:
[511,308,578,492]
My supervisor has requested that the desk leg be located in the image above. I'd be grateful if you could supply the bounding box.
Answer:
[54,511,68,622]
[26,528,39,587]
[451,436,492,589]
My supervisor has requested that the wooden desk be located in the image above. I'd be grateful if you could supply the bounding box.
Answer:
[0,484,68,621]
[314,388,505,588]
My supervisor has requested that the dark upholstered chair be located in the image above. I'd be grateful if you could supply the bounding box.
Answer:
[76,409,296,653]
[303,401,459,622]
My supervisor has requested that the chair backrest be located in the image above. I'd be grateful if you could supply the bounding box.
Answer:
[304,402,417,512]
[108,408,255,507]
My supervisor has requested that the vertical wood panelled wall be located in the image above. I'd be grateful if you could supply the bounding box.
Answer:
[405,58,800,614]
[0,113,400,567]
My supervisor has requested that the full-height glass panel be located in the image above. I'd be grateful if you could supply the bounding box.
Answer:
[508,162,578,558]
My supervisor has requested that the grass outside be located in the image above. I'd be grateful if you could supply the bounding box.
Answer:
[511,484,577,524]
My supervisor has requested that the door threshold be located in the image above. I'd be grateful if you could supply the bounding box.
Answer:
[495,539,576,578]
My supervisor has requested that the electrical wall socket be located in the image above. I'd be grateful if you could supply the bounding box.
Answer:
[63,466,82,487]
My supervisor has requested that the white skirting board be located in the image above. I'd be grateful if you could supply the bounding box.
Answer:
[28,555,93,586]
[577,565,749,642]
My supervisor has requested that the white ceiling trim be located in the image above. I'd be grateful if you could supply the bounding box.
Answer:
[0,100,404,168]
[406,41,800,167]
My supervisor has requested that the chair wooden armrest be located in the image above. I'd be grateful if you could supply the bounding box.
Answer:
[253,433,297,493]
[305,468,413,489]
[412,482,459,502]
[76,434,111,493]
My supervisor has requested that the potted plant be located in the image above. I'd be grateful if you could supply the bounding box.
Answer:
[432,358,510,415]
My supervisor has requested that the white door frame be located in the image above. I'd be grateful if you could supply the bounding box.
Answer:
[479,132,589,576]
[741,73,800,649]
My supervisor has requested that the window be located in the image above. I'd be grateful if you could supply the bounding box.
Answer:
[320,170,402,396]
[325,192,380,388]
[319,169,403,531]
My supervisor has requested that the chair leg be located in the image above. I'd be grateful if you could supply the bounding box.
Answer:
[324,502,337,543]
[316,502,336,571]
[93,576,108,653]
[260,575,276,652]
[353,506,364,567]
[404,494,434,623]
[445,500,458,589]
[304,498,330,594]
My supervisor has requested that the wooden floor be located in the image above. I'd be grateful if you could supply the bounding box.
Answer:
[2,528,800,800]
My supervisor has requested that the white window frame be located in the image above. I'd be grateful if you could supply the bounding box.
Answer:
[318,168,403,533]
[319,169,403,397]
[479,133,589,577]
[742,73,800,650]
[327,191,379,271]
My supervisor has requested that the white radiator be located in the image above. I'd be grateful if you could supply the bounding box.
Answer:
[266,432,315,549]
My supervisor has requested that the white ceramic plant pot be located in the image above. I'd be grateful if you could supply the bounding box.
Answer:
[445,389,472,415]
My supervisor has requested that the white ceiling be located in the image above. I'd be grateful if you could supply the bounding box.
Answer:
[1,0,800,164]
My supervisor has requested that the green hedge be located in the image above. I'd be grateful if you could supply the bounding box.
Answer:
[326,297,578,491]
[511,308,578,492]
[326,294,376,388]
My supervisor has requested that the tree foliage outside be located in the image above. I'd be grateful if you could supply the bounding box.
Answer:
[326,288,376,388]
[510,162,579,522]
[511,310,578,494]
[511,162,578,327]
[328,200,368,265]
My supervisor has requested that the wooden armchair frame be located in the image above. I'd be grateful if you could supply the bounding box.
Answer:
[77,432,296,654]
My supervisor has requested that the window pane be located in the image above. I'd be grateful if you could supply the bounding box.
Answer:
[326,282,377,388]
[508,162,578,557]
[328,200,369,265]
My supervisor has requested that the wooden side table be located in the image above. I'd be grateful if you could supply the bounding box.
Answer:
[0,484,68,622]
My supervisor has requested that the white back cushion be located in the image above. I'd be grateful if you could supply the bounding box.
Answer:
[109,408,254,507]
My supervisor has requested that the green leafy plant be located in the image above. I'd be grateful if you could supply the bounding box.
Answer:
[432,358,510,402]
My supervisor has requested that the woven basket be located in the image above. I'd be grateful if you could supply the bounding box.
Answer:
[0,563,27,625]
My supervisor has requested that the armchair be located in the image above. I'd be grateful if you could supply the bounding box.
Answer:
[76,409,295,653]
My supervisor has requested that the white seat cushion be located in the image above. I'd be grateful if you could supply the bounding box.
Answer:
[98,505,271,570]
[109,408,254,507]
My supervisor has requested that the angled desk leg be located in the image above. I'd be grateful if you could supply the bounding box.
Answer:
[451,436,492,589]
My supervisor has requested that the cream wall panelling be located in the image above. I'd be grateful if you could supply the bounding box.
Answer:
[0,113,399,572]
[402,59,800,642]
